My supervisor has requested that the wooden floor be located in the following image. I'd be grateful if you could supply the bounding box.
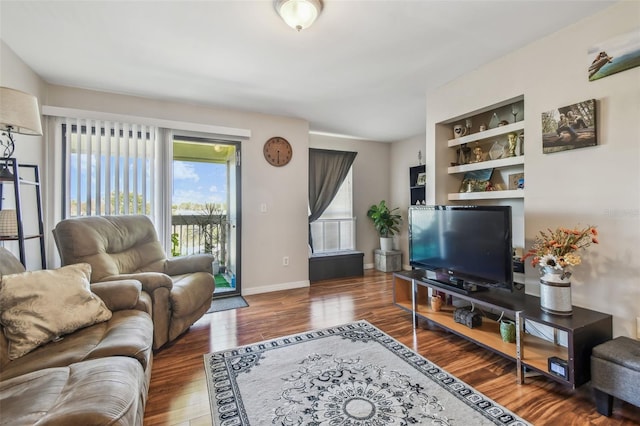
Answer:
[144,270,639,426]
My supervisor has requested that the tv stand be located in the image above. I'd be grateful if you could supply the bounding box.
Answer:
[393,269,612,388]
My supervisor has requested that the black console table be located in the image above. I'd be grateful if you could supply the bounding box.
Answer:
[393,270,612,388]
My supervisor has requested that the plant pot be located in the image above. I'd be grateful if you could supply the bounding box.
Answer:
[500,320,516,343]
[539,266,572,316]
[430,295,443,312]
[380,237,393,252]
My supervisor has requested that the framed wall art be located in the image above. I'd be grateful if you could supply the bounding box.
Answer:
[588,29,640,81]
[541,99,597,154]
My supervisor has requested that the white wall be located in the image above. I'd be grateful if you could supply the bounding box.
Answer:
[0,41,47,270]
[426,2,640,337]
[309,133,391,267]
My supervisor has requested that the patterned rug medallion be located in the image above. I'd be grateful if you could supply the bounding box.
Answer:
[203,320,529,425]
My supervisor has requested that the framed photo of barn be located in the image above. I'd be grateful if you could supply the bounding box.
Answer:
[541,99,597,154]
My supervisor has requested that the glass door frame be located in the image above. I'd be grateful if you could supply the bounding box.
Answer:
[169,134,241,299]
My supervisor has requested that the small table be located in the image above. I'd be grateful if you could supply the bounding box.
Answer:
[374,249,402,272]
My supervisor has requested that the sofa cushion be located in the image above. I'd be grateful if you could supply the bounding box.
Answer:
[0,263,112,360]
[1,310,153,382]
[0,356,146,426]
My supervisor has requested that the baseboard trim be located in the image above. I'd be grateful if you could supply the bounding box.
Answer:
[242,280,310,296]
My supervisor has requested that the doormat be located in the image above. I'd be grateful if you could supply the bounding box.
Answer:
[206,296,248,314]
[203,320,530,425]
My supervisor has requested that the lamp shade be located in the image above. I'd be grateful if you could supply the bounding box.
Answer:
[0,209,18,237]
[275,0,322,31]
[0,87,43,136]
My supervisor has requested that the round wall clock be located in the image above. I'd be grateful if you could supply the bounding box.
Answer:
[263,136,292,167]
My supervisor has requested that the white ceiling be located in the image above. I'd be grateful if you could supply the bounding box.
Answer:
[0,0,615,142]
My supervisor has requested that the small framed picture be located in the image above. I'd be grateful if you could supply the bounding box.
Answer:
[541,99,597,154]
[509,173,525,190]
[417,172,426,186]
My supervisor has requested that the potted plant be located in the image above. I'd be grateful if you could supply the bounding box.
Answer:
[366,200,402,251]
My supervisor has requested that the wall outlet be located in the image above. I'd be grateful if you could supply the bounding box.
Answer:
[282,256,289,266]
[260,203,267,213]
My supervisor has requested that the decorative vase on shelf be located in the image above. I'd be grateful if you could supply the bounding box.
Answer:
[489,112,500,129]
[430,295,443,312]
[539,266,573,316]
[499,319,516,343]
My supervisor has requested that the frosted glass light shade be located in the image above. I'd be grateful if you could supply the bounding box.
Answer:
[0,210,18,237]
[275,0,322,31]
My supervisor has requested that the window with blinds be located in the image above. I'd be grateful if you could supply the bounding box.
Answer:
[61,119,157,218]
[310,168,355,252]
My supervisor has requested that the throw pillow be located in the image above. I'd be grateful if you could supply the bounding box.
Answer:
[0,263,112,360]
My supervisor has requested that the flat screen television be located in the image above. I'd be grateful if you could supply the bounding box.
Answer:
[409,205,513,293]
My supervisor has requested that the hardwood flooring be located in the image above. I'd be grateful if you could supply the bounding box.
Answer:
[144,270,639,425]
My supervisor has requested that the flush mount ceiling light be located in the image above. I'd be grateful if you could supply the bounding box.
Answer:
[275,0,323,32]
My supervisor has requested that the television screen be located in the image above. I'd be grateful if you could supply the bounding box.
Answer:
[409,205,513,292]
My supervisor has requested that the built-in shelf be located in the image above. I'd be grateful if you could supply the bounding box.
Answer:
[448,156,525,174]
[448,121,525,148]
[448,190,525,201]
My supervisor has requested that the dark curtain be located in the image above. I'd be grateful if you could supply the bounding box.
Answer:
[308,148,357,252]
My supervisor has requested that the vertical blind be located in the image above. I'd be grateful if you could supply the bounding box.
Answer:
[62,118,157,218]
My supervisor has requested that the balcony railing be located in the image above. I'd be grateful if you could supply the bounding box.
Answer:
[171,214,227,263]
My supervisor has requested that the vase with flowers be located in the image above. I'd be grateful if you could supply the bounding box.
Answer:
[523,225,598,315]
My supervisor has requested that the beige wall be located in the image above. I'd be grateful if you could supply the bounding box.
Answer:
[309,133,391,267]
[425,2,640,337]
[44,86,310,295]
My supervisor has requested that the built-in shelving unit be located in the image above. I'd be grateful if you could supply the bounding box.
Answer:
[434,95,527,251]
[448,190,524,201]
[409,164,426,205]
[439,96,525,202]
[447,155,524,174]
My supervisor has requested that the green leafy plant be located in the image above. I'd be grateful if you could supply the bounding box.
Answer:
[171,233,180,257]
[366,200,402,237]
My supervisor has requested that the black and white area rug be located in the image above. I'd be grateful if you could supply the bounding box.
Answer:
[203,320,530,426]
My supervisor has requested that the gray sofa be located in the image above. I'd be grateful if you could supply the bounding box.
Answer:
[0,247,154,425]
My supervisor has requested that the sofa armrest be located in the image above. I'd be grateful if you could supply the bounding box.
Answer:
[90,279,142,312]
[165,254,214,276]
[100,272,172,350]
[100,272,173,293]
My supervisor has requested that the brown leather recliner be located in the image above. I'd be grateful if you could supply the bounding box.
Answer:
[53,214,215,350]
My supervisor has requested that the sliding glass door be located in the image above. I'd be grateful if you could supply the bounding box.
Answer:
[171,136,241,298]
